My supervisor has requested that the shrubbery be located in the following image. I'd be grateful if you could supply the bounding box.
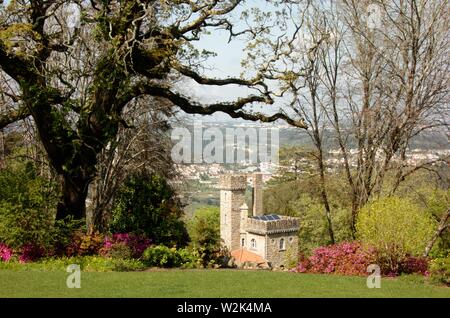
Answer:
[356,197,435,274]
[0,243,12,262]
[0,161,88,261]
[110,172,189,247]
[429,256,450,286]
[0,256,147,272]
[100,233,152,259]
[399,256,429,275]
[294,241,432,277]
[187,206,227,267]
[66,232,105,257]
[142,245,195,268]
[0,161,59,252]
[294,242,375,275]
[141,244,231,269]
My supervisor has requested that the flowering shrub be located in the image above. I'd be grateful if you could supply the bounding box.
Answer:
[294,242,432,276]
[0,243,13,262]
[66,232,105,256]
[101,233,152,259]
[19,244,46,263]
[294,242,376,276]
[399,256,429,275]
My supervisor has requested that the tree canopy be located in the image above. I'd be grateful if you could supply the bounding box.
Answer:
[0,0,308,220]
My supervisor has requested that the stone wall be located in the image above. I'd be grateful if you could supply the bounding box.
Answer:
[265,233,299,268]
[246,233,266,259]
[219,174,247,190]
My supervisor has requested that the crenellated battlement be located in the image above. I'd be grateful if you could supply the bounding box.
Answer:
[219,174,247,190]
[245,216,300,235]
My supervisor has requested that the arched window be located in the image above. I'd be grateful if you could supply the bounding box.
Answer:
[279,238,285,251]
[241,238,245,247]
[250,239,256,250]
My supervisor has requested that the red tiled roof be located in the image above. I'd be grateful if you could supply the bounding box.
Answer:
[231,248,267,264]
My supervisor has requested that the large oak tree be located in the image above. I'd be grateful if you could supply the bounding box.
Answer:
[0,0,307,221]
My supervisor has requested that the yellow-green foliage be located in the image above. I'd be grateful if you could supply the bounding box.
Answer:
[0,23,38,52]
[429,256,450,286]
[356,196,435,257]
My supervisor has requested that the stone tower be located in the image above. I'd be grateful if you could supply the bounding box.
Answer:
[220,174,247,251]
[252,173,263,216]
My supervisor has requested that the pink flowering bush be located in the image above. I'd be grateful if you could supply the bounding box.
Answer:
[294,242,430,276]
[294,242,376,276]
[0,243,13,262]
[101,233,152,258]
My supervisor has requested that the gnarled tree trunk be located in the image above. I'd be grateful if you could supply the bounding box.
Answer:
[56,174,92,220]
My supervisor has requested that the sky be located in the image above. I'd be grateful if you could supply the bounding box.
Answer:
[177,0,295,123]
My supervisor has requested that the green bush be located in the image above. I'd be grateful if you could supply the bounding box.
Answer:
[0,256,146,272]
[356,196,435,274]
[103,242,133,259]
[142,245,193,268]
[429,256,450,286]
[177,248,201,269]
[187,206,220,249]
[52,217,85,255]
[186,206,232,267]
[0,161,59,250]
[110,172,189,247]
[284,194,353,255]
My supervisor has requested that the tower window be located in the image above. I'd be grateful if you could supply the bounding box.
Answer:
[250,239,256,250]
[241,238,245,247]
[279,238,285,251]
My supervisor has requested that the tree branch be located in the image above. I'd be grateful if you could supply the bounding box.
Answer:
[173,63,268,92]
[0,104,31,129]
[0,42,36,83]
[134,83,307,129]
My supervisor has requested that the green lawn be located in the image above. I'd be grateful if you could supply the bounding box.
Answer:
[0,269,448,298]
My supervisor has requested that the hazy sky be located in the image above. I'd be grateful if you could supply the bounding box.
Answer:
[178,0,291,123]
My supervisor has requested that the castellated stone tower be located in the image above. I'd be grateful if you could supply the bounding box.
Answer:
[219,174,247,251]
[220,173,300,268]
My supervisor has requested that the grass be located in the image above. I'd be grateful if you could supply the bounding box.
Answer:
[0,269,448,298]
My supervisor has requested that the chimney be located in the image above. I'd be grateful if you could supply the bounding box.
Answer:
[252,173,263,216]
[240,203,248,234]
